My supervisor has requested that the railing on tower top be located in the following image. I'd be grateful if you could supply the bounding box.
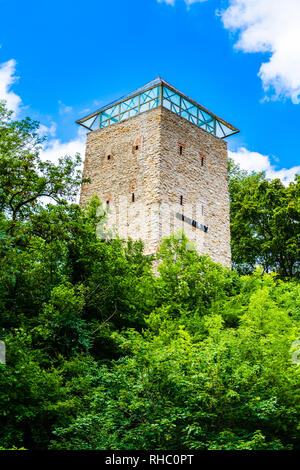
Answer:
[76,78,239,139]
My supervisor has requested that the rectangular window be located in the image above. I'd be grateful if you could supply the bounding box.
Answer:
[132,193,135,202]
[180,196,183,205]
[179,145,183,155]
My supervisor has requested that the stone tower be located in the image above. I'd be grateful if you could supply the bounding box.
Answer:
[77,78,239,267]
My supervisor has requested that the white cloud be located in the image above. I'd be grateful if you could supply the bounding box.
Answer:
[0,56,86,197]
[158,0,207,6]
[0,59,22,115]
[39,128,86,165]
[58,100,73,114]
[38,122,57,138]
[229,147,300,185]
[221,0,300,103]
[0,56,85,167]
[185,0,207,4]
[39,129,86,203]
[158,0,175,4]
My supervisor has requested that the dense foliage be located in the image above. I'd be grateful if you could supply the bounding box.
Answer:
[0,102,299,450]
[229,159,300,278]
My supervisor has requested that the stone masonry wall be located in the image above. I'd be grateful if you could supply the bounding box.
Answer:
[159,106,231,267]
[80,105,231,266]
[80,107,162,255]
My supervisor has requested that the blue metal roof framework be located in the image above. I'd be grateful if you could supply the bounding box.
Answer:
[76,78,239,139]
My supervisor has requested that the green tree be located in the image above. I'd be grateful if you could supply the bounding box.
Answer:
[228,158,300,278]
[50,270,300,450]
[0,102,84,233]
[0,102,299,451]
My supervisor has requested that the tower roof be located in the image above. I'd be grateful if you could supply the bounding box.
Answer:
[76,77,239,138]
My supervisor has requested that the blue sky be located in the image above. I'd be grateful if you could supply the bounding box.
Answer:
[0,0,299,182]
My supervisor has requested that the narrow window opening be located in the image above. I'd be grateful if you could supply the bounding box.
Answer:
[201,156,204,167]
[106,200,110,206]
[107,154,111,160]
[179,145,183,155]
[132,193,135,203]
[135,145,139,151]
[180,195,183,205]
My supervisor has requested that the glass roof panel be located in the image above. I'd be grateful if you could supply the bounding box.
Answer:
[81,116,96,128]
[181,98,197,116]
[150,98,159,108]
[90,115,99,130]
[162,98,171,110]
[76,79,238,138]
[120,96,139,113]
[140,87,159,104]
[189,115,197,125]
[181,110,189,120]
[140,102,150,113]
[219,121,233,136]
[171,103,180,114]
[129,108,139,117]
[120,111,130,121]
[215,121,225,138]
[163,87,174,99]
[147,87,159,99]
[198,109,212,123]
[169,92,180,106]
[102,106,118,120]
[139,93,149,104]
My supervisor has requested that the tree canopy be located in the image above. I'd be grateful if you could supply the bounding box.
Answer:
[228,158,300,279]
[0,102,299,450]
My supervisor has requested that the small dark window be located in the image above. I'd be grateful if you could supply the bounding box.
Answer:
[201,157,204,167]
[132,193,135,202]
[179,145,183,155]
[180,196,183,205]
[106,200,110,205]
[135,145,139,151]
[107,154,111,160]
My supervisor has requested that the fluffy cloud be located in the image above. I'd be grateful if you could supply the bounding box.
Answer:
[38,122,57,139]
[39,128,86,165]
[185,0,207,4]
[221,0,300,103]
[39,128,86,203]
[0,59,22,115]
[158,0,175,4]
[158,0,207,6]
[58,100,73,115]
[229,147,300,185]
[0,57,85,167]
